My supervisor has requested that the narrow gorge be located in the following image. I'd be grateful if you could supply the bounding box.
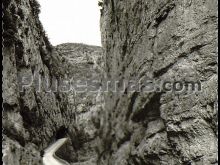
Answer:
[2,0,218,165]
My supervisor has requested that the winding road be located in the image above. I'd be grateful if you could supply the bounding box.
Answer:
[43,138,70,165]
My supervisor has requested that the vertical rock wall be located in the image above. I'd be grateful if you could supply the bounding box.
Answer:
[2,1,103,164]
[55,43,104,164]
[98,0,218,164]
[2,0,75,163]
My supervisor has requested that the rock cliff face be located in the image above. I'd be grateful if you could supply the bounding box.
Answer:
[97,0,218,164]
[3,0,102,164]
[55,43,104,164]
[2,0,218,165]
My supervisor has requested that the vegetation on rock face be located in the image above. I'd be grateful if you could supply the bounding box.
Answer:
[42,31,53,52]
[98,1,103,7]
[2,0,64,163]
[30,0,41,16]
[2,0,103,162]
[2,3,17,47]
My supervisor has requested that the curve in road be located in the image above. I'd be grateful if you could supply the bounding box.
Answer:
[43,138,70,165]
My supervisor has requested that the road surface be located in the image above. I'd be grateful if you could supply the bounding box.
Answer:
[43,138,70,165]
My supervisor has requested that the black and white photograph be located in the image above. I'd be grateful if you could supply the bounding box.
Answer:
[2,0,218,164]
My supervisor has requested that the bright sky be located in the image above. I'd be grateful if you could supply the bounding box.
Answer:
[38,0,101,46]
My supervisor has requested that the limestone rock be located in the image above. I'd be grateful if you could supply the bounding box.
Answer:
[97,0,218,164]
